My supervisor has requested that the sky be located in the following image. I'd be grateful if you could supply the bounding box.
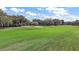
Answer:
[0,0,79,21]
[1,7,79,21]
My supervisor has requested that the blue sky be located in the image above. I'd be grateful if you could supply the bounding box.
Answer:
[1,7,79,21]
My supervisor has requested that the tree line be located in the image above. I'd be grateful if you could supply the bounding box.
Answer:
[0,9,79,28]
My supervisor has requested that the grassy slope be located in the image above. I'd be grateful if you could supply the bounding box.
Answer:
[0,26,79,51]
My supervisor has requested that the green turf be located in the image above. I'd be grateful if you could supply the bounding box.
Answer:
[0,26,79,51]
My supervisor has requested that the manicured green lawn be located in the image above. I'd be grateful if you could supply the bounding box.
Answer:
[0,26,79,51]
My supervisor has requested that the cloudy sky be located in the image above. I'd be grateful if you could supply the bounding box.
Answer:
[0,0,79,21]
[1,7,79,21]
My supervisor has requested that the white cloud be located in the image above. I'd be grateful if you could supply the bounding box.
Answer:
[10,8,25,13]
[20,9,25,12]
[46,7,66,11]
[46,7,69,16]
[37,8,43,10]
[0,7,7,11]
[1,7,7,11]
[42,15,51,18]
[45,7,78,21]
[53,11,68,16]
[67,15,79,21]
[24,8,79,21]
[26,11,37,16]
[10,8,18,13]
[1,7,79,21]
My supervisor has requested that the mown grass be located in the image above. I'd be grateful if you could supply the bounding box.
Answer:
[0,26,79,51]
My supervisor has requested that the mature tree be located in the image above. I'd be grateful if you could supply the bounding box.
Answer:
[0,9,7,16]
[52,19,60,25]
[1,16,13,27]
[60,20,64,25]
[32,19,43,25]
[12,15,29,26]
[43,18,53,26]
[73,20,79,25]
[31,22,39,26]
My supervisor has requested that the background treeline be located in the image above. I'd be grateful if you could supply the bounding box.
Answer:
[0,9,79,27]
